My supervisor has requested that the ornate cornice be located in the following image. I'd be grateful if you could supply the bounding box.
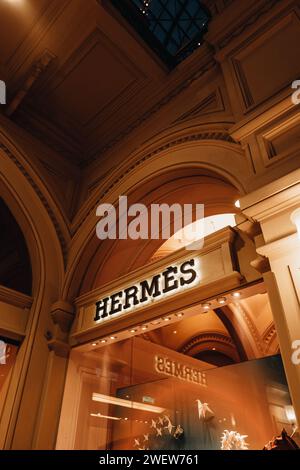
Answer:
[263,322,278,352]
[180,332,235,355]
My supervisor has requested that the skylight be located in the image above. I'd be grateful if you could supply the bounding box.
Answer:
[111,0,211,67]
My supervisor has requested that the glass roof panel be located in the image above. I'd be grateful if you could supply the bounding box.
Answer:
[111,0,211,68]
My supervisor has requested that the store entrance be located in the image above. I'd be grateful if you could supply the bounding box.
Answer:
[57,281,298,450]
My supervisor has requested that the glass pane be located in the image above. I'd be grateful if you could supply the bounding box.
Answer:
[58,339,297,449]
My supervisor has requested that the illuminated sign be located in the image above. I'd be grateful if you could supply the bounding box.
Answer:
[154,355,207,386]
[94,258,200,322]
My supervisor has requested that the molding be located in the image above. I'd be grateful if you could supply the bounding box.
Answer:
[50,301,75,334]
[47,339,70,358]
[84,57,218,164]
[0,285,32,309]
[180,332,236,354]
[240,168,300,217]
[172,88,226,124]
[250,255,271,274]
[257,233,300,260]
[213,0,281,52]
[262,322,278,352]
[74,130,238,235]
[0,142,69,265]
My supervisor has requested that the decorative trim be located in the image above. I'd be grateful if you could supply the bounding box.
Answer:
[234,302,265,354]
[0,142,68,265]
[218,0,280,50]
[85,57,218,164]
[180,332,235,355]
[47,339,70,358]
[50,301,75,333]
[77,130,236,235]
[0,285,33,309]
[263,322,277,346]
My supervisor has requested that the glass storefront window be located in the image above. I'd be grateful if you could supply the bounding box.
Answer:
[57,333,297,450]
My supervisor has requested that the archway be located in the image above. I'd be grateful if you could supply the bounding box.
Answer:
[0,139,66,449]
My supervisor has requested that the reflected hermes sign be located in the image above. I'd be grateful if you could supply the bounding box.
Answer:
[155,355,207,386]
[94,258,200,323]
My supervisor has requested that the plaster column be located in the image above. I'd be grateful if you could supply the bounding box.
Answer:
[241,169,300,425]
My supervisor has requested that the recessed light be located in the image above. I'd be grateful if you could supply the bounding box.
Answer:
[101,339,107,344]
[175,313,183,317]
[202,303,211,309]
[232,292,241,298]
[92,342,97,347]
[173,331,177,334]
[217,297,226,304]
[141,325,148,330]
[163,317,171,321]
[130,329,137,333]
[110,336,117,340]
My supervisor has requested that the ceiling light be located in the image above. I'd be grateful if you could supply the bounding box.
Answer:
[110,336,117,340]
[217,297,226,304]
[141,325,148,330]
[234,200,241,208]
[163,317,171,321]
[100,339,107,344]
[92,393,165,414]
[202,303,211,309]
[232,292,241,298]
[173,330,177,334]
[175,312,183,317]
[130,329,137,333]
[285,406,296,423]
[92,342,97,346]
[90,412,121,421]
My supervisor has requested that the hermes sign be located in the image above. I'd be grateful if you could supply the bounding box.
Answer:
[94,258,200,323]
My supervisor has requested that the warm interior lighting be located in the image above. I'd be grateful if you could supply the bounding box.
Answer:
[202,303,211,309]
[100,339,106,343]
[291,208,300,239]
[2,0,24,4]
[90,412,121,421]
[285,405,296,423]
[155,213,236,253]
[91,342,97,347]
[92,393,165,414]
[141,325,148,330]
[110,336,117,340]
[217,297,226,304]
[235,200,241,208]
[232,292,241,298]
[130,329,137,333]
[163,317,171,321]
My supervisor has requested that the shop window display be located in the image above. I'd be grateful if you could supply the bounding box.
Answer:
[57,333,298,450]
